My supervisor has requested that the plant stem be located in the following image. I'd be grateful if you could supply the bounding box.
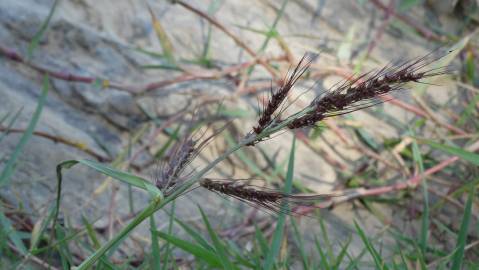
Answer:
[76,197,162,270]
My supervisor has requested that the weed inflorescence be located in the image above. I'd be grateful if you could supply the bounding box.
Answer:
[155,50,450,215]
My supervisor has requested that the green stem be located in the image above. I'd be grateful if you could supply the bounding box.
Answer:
[76,197,162,269]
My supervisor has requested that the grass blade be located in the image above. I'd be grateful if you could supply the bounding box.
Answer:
[0,212,28,255]
[263,136,296,270]
[198,206,235,270]
[28,0,59,58]
[0,75,49,186]
[56,159,162,198]
[411,135,428,255]
[149,216,161,269]
[422,140,479,166]
[148,5,175,63]
[155,231,222,268]
[450,186,475,270]
[170,214,213,251]
[161,201,176,270]
[0,108,23,145]
[354,221,388,270]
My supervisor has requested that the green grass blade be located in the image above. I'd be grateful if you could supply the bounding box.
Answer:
[155,231,222,267]
[149,216,161,269]
[451,186,475,270]
[263,136,296,270]
[148,5,175,64]
[411,135,428,255]
[0,111,11,125]
[354,221,388,270]
[246,0,288,75]
[0,76,49,186]
[0,108,23,145]
[53,159,164,261]
[30,204,56,251]
[201,0,222,61]
[314,235,331,270]
[170,214,213,250]
[161,201,176,270]
[54,222,74,269]
[319,218,334,261]
[422,140,479,166]
[0,212,28,255]
[291,218,309,269]
[82,215,101,249]
[57,159,162,198]
[255,225,269,256]
[333,235,353,269]
[198,206,235,270]
[28,0,59,58]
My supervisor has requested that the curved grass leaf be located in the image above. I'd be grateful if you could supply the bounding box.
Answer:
[53,159,163,247]
[57,159,162,198]
[0,76,49,186]
[422,140,479,166]
[28,0,59,58]
[198,206,235,270]
[0,108,23,145]
[451,186,475,270]
[354,221,389,270]
[0,212,28,255]
[263,136,296,270]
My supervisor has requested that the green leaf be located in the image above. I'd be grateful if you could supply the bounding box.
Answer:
[170,214,213,251]
[314,235,331,270]
[0,76,49,186]
[411,135,428,256]
[28,0,59,58]
[198,206,235,270]
[83,215,101,249]
[155,231,222,268]
[333,236,352,270]
[398,0,420,12]
[291,218,309,269]
[422,140,479,166]
[0,212,28,255]
[0,108,23,145]
[263,136,296,270]
[58,159,162,198]
[161,201,176,270]
[354,221,388,270]
[148,5,176,64]
[30,204,56,251]
[53,159,163,253]
[451,186,475,270]
[149,216,161,269]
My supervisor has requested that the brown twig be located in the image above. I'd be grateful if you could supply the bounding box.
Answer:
[0,126,109,162]
[298,140,479,212]
[0,46,96,83]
